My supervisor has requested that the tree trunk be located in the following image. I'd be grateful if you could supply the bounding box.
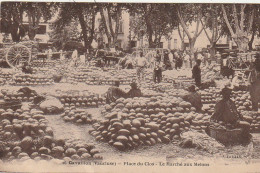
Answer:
[100,8,112,47]
[234,35,249,52]
[248,30,255,51]
[210,42,217,60]
[77,10,89,50]
[10,22,20,42]
[189,39,195,68]
[86,12,96,50]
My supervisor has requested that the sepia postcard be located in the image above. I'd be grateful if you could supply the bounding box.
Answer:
[0,0,260,172]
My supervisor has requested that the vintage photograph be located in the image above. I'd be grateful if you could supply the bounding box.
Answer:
[0,1,260,172]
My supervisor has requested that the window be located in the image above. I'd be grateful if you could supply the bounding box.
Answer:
[159,42,163,48]
[117,40,122,48]
[130,41,137,48]
[174,39,177,49]
[168,39,171,49]
[118,21,124,33]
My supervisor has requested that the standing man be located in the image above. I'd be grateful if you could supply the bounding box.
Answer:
[135,52,147,83]
[192,59,202,87]
[47,46,53,60]
[70,48,78,67]
[153,60,162,83]
[164,50,171,70]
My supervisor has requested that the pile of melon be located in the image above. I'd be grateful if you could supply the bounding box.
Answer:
[0,107,102,161]
[89,96,196,151]
[240,111,260,132]
[68,68,135,85]
[199,87,220,104]
[12,74,54,86]
[61,107,94,124]
[0,71,13,84]
[31,67,50,75]
[232,91,252,112]
[191,113,211,132]
[0,108,52,143]
[1,89,37,102]
[55,90,105,108]
[31,60,59,68]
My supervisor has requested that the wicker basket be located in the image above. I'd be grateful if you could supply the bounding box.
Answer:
[209,127,245,146]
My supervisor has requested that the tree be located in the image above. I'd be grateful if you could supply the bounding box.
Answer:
[128,3,175,48]
[49,20,81,50]
[176,24,186,50]
[200,4,226,58]
[248,5,260,50]
[54,3,98,50]
[24,2,57,40]
[98,3,123,47]
[176,4,206,57]
[221,4,256,52]
[0,2,26,42]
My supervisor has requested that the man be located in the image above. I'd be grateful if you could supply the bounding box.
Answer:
[169,50,174,69]
[231,72,245,91]
[127,82,142,98]
[197,52,205,66]
[183,85,202,111]
[221,53,234,79]
[175,51,182,70]
[70,48,78,67]
[153,60,162,83]
[155,50,161,63]
[164,50,171,70]
[183,52,190,68]
[135,52,147,83]
[47,47,53,60]
[22,62,33,74]
[248,53,260,111]
[192,59,202,87]
[106,81,127,104]
[211,87,250,135]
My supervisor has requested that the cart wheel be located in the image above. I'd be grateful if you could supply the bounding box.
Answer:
[5,44,31,68]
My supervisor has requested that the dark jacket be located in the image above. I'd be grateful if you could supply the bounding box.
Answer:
[127,89,142,98]
[106,86,126,103]
[211,99,241,124]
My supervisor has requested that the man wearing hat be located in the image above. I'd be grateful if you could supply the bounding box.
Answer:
[106,81,127,104]
[192,59,202,87]
[183,85,202,111]
[127,82,142,98]
[211,87,250,134]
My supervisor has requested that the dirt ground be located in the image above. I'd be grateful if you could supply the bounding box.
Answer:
[45,107,260,164]
[1,68,260,172]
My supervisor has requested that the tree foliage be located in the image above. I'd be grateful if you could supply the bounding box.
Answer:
[128,3,176,48]
[52,3,98,50]
[49,20,81,50]
[221,4,256,52]
[1,2,27,42]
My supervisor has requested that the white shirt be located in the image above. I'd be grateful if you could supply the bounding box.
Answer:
[72,50,78,60]
[231,76,243,88]
[197,53,204,60]
[136,56,147,67]
[169,53,174,62]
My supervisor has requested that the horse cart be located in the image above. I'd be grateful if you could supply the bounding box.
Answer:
[0,41,37,68]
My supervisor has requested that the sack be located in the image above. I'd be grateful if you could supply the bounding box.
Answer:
[39,96,64,114]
